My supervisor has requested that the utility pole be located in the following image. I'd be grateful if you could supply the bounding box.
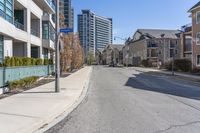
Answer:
[55,0,60,92]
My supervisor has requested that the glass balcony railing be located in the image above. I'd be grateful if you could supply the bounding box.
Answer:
[45,0,56,11]
[31,28,40,37]
[14,21,25,31]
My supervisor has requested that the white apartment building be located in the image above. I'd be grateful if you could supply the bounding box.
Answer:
[0,0,56,64]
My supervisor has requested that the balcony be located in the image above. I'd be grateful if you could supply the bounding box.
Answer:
[33,0,55,14]
[14,21,25,31]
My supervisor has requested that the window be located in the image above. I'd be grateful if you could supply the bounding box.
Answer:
[42,21,49,39]
[196,32,200,45]
[170,49,174,58]
[197,11,200,24]
[0,0,13,23]
[151,49,157,57]
[0,36,3,64]
[197,55,200,66]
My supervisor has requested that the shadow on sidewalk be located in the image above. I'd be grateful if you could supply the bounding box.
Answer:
[125,72,200,101]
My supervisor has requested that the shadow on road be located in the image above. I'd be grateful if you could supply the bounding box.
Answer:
[125,72,200,101]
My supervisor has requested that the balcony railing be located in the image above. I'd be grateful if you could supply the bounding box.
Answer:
[31,28,40,37]
[14,21,25,31]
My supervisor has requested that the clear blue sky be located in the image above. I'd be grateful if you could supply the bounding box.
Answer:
[72,0,199,44]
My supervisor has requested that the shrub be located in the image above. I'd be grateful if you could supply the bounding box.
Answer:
[49,59,53,65]
[44,59,49,65]
[8,76,39,90]
[165,59,191,72]
[22,57,32,66]
[3,57,53,67]
[141,59,152,67]
[191,67,200,73]
[4,56,11,67]
[31,58,36,66]
[174,59,191,72]
[35,58,43,65]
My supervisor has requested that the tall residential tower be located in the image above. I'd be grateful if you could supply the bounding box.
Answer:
[60,0,74,28]
[78,10,112,57]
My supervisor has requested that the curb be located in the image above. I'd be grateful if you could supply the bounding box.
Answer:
[33,66,93,133]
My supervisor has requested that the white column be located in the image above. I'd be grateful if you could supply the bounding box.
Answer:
[4,37,13,57]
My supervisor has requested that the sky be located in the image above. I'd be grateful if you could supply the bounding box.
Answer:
[72,0,199,44]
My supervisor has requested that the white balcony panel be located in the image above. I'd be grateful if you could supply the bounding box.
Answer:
[0,17,15,38]
[31,35,42,46]
[50,40,55,49]
[15,29,29,42]
[33,0,55,14]
[30,1,43,19]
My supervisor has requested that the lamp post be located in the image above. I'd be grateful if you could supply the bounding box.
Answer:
[55,0,60,92]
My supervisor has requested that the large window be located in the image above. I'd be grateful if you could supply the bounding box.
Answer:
[42,21,49,40]
[197,55,200,66]
[0,36,3,64]
[196,32,200,45]
[197,11,200,24]
[0,0,13,23]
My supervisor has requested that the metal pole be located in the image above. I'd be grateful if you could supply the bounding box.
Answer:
[55,0,60,92]
[172,51,175,76]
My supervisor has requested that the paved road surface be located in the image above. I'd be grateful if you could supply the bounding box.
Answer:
[46,66,200,133]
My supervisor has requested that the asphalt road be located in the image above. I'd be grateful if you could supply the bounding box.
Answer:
[46,66,200,133]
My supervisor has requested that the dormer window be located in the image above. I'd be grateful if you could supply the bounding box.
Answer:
[196,11,200,24]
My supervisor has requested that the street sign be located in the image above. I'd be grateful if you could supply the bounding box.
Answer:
[59,28,73,33]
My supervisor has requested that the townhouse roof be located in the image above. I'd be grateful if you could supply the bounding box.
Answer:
[188,1,200,12]
[135,29,180,39]
[109,44,124,51]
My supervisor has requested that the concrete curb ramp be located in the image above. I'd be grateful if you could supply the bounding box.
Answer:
[0,66,92,133]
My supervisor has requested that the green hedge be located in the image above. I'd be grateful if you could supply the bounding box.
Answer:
[165,59,192,72]
[8,76,39,90]
[3,57,53,67]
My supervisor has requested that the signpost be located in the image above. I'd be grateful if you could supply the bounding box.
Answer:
[55,27,73,93]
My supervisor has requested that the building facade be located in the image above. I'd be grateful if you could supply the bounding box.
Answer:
[187,2,200,69]
[78,10,112,58]
[0,0,56,64]
[124,29,181,67]
[180,24,192,61]
[102,44,123,65]
[60,0,74,28]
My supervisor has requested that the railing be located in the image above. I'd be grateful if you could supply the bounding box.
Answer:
[14,21,25,31]
[0,65,55,87]
[31,28,40,37]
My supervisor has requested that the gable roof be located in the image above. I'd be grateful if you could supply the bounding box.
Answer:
[188,1,200,12]
[135,29,180,39]
[110,44,124,51]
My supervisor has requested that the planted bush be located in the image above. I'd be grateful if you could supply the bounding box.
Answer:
[44,59,49,65]
[165,59,192,72]
[2,57,54,67]
[8,76,39,90]
[141,59,152,67]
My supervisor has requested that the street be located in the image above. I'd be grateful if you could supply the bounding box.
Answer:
[46,66,200,133]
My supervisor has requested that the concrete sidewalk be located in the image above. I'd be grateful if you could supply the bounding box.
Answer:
[131,67,200,80]
[0,66,92,133]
